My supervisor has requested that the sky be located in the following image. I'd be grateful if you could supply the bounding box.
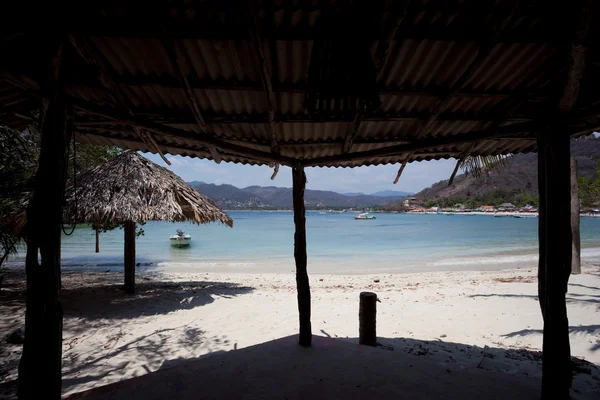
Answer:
[142,153,457,194]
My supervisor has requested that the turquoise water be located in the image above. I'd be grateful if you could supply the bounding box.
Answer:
[7,212,600,274]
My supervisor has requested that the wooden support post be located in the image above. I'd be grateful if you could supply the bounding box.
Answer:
[95,222,100,253]
[571,159,581,275]
[537,2,591,397]
[537,124,572,399]
[18,41,71,400]
[359,292,377,346]
[292,166,311,346]
[124,221,136,294]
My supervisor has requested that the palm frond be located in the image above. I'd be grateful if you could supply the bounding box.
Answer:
[460,154,512,179]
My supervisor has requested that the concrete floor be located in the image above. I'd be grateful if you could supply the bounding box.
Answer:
[67,335,540,400]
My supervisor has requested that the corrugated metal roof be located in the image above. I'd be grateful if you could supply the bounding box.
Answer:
[1,1,598,168]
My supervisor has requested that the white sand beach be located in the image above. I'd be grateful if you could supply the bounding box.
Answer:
[1,263,599,398]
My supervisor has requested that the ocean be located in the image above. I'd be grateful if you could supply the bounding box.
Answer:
[6,212,600,274]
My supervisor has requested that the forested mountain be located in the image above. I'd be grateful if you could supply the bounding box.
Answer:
[412,136,600,207]
[191,183,408,209]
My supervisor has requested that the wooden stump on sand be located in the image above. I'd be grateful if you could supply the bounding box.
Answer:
[359,292,377,346]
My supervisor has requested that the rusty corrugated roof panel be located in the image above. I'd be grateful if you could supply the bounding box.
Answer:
[1,1,598,168]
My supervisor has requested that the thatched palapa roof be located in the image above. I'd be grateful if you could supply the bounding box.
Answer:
[62,151,233,226]
[5,151,233,232]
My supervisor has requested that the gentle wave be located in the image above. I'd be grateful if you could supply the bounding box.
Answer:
[429,254,538,267]
[429,247,600,267]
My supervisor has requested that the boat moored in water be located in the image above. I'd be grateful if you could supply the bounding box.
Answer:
[354,212,376,220]
[170,229,191,247]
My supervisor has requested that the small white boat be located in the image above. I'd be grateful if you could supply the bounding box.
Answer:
[354,212,376,220]
[170,229,191,247]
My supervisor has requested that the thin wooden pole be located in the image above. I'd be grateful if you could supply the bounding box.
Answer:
[537,125,572,399]
[292,165,311,346]
[18,40,71,400]
[571,158,581,275]
[95,221,100,253]
[124,221,136,294]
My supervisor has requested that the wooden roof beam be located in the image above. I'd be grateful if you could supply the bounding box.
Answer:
[76,129,266,165]
[248,5,280,176]
[74,108,539,125]
[304,120,540,166]
[85,1,550,17]
[558,1,593,113]
[161,37,221,164]
[343,8,406,153]
[412,4,522,140]
[69,98,296,167]
[67,34,172,165]
[69,73,554,100]
[72,9,566,45]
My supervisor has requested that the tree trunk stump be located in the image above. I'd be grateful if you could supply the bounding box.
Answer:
[359,292,377,346]
[124,221,136,294]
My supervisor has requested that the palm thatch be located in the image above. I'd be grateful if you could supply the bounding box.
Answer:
[6,151,233,233]
[62,151,232,227]
[460,155,513,179]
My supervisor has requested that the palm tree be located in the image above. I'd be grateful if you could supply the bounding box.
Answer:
[460,154,512,179]
[0,126,38,266]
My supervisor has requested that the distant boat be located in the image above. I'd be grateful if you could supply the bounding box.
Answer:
[170,229,191,247]
[354,212,376,220]
[318,211,326,215]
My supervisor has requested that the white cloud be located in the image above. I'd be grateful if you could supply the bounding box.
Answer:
[143,152,456,194]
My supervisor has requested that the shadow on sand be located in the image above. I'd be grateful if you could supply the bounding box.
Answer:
[59,278,254,389]
[66,335,600,400]
[0,274,255,400]
[468,290,600,311]
[61,279,254,321]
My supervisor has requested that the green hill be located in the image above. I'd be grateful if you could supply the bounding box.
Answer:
[407,136,600,208]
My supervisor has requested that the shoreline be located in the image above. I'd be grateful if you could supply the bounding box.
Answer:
[1,263,599,398]
[5,245,600,275]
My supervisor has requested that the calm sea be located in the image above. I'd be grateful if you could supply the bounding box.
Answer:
[7,212,600,274]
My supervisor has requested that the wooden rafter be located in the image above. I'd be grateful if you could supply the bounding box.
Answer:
[393,152,413,184]
[4,68,598,168]
[558,1,593,113]
[343,9,405,153]
[412,4,522,140]
[161,37,222,164]
[79,74,552,100]
[248,6,280,161]
[67,34,172,165]
[76,129,268,165]
[462,63,562,155]
[161,39,205,126]
[305,120,539,166]
[71,3,564,45]
[73,108,541,125]
[69,98,296,166]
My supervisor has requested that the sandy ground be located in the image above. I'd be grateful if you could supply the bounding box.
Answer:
[1,263,599,398]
